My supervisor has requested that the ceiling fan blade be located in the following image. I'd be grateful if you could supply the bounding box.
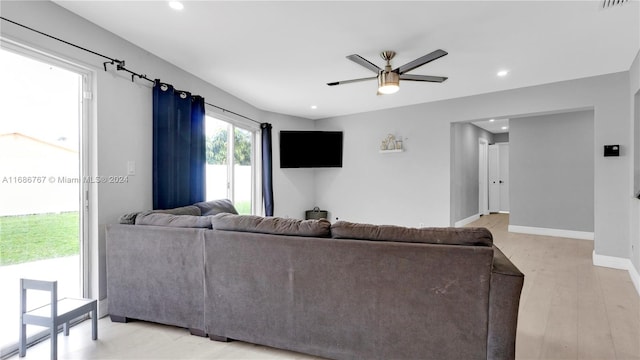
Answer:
[396,49,448,75]
[399,74,448,83]
[327,76,377,86]
[346,54,382,73]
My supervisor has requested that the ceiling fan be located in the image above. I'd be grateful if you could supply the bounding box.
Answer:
[327,49,448,95]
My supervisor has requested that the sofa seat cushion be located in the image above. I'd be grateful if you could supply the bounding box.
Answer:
[135,212,212,228]
[211,213,331,238]
[194,199,238,216]
[331,221,493,246]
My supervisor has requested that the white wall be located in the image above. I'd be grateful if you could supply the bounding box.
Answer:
[509,110,594,233]
[0,1,315,305]
[261,111,317,219]
[316,72,631,262]
[629,50,640,280]
[315,106,452,227]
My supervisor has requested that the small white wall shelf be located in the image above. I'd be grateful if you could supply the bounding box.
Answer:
[379,133,404,153]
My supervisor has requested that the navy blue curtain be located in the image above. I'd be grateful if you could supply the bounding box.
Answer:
[153,80,205,209]
[261,123,274,216]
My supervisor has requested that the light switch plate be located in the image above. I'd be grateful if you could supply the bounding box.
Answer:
[127,161,136,175]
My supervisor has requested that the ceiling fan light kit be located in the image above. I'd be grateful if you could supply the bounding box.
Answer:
[377,50,400,94]
[378,71,400,94]
[328,49,448,95]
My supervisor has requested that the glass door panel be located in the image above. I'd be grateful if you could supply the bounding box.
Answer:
[0,47,84,356]
[233,127,253,214]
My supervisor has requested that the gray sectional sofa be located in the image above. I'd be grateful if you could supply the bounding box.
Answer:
[106,202,524,360]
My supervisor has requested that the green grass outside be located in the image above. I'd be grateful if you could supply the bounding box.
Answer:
[0,203,250,265]
[235,201,251,215]
[0,212,79,266]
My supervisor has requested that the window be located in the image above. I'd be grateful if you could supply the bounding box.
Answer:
[205,115,257,214]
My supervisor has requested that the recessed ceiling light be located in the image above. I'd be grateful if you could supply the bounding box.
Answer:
[501,126,508,130]
[489,118,495,122]
[169,1,184,10]
[497,70,509,77]
[310,105,317,110]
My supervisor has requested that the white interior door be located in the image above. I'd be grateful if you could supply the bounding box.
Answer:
[488,143,510,213]
[488,144,500,212]
[479,139,489,215]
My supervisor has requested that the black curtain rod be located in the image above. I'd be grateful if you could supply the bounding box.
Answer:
[205,102,261,125]
[0,16,261,125]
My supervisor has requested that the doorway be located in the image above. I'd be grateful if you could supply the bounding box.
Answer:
[0,45,89,357]
[479,138,489,215]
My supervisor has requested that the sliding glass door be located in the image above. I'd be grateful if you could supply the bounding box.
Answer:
[0,45,89,357]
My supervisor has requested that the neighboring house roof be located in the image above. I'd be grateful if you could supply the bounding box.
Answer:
[0,132,78,154]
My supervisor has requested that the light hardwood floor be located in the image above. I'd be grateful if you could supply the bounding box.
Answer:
[11,214,640,359]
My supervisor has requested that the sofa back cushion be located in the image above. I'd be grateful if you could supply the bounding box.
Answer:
[135,212,212,228]
[331,221,493,246]
[119,205,201,225]
[211,213,331,238]
[152,205,202,216]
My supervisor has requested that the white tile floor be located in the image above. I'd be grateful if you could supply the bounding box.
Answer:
[8,214,640,359]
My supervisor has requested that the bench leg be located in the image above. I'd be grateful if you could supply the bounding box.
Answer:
[19,319,26,357]
[51,323,58,360]
[91,302,98,340]
[64,322,70,336]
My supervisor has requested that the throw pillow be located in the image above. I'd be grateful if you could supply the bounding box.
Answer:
[194,199,238,216]
[118,212,140,225]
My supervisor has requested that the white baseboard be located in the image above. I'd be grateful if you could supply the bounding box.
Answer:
[592,251,640,297]
[454,214,480,227]
[632,265,640,297]
[508,225,594,240]
[98,298,109,318]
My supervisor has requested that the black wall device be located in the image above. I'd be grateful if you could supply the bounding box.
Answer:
[604,145,620,157]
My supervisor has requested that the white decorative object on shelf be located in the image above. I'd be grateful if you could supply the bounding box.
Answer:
[380,133,404,153]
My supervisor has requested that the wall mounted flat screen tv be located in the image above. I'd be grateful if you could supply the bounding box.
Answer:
[280,131,343,168]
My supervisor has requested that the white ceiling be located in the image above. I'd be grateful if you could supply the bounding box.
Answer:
[53,1,640,120]
[472,118,510,134]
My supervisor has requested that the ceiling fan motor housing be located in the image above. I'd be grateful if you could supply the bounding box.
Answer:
[378,68,400,94]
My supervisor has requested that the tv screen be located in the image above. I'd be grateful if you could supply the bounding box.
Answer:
[279,131,343,168]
